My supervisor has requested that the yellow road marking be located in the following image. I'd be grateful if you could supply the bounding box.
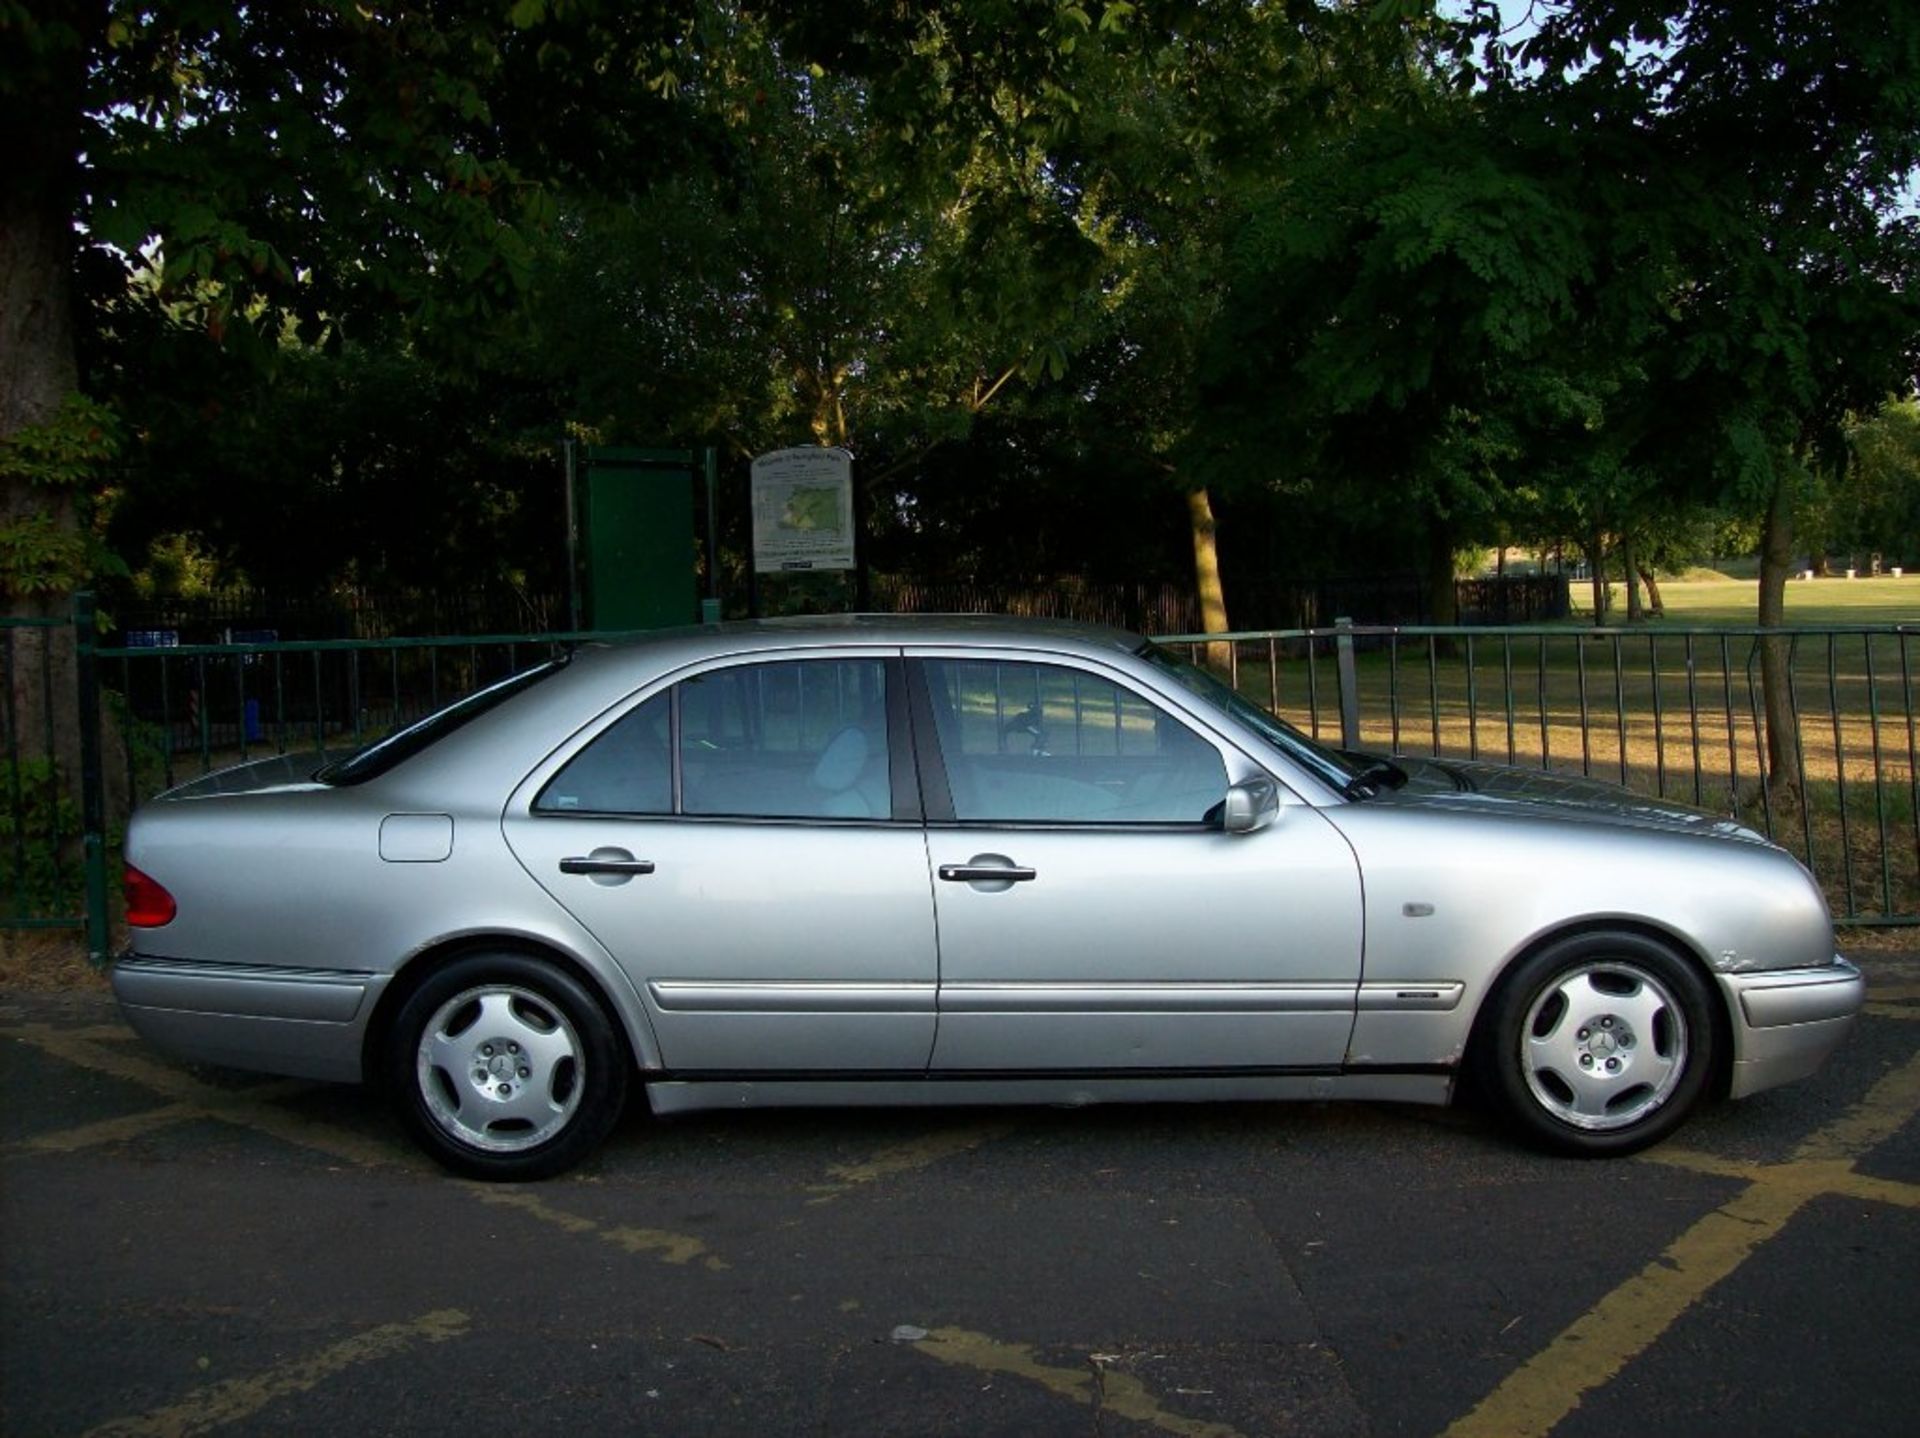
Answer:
[1862,962,1920,987]
[0,1022,136,1042]
[17,1080,312,1155]
[1792,1046,1920,1164]
[806,1122,1016,1202]
[9,1022,734,1273]
[605,1226,722,1266]
[21,1102,220,1153]
[1866,983,1920,1002]
[1834,1171,1920,1209]
[471,1188,727,1270]
[5,1025,237,1101]
[3,1027,420,1170]
[1444,1049,1920,1438]
[1865,1002,1920,1021]
[917,1327,1244,1438]
[468,1187,600,1233]
[81,1308,469,1438]
[20,1005,1920,1438]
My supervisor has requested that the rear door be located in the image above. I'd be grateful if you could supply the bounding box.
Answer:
[502,651,939,1073]
[910,651,1364,1073]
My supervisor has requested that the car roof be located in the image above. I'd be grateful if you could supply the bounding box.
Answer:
[563,612,1147,675]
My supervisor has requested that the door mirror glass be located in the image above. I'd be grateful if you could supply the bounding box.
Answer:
[1222,777,1280,834]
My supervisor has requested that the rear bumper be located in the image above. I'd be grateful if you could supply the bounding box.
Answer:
[111,955,385,1083]
[1720,956,1865,1100]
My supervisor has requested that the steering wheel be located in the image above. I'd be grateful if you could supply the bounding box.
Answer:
[999,703,1049,756]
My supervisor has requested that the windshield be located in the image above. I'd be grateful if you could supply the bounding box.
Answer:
[1140,643,1366,795]
[315,657,566,786]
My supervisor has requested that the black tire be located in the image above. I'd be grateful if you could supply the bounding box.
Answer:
[386,953,629,1180]
[1473,930,1717,1157]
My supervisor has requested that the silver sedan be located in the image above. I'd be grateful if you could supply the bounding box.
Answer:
[111,616,1864,1179]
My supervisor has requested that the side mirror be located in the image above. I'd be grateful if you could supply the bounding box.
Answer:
[1222,777,1280,835]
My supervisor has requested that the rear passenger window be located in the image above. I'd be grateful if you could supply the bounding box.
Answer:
[536,661,892,820]
[680,659,890,819]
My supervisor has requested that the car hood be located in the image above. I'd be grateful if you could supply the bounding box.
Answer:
[1362,755,1767,843]
[159,751,329,800]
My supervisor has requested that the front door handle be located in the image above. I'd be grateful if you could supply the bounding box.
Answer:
[938,863,1037,883]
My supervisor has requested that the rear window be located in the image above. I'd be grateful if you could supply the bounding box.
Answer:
[315,658,566,786]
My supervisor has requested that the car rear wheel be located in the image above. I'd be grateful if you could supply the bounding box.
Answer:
[1475,931,1717,1156]
[387,953,629,1180]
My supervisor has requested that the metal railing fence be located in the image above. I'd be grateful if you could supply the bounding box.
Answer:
[1160,620,1920,927]
[102,629,602,798]
[1,611,88,934]
[5,599,1916,962]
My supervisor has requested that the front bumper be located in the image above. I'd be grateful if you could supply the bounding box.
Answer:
[1720,956,1865,1100]
[111,955,386,1083]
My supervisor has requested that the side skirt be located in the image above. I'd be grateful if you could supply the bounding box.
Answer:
[643,1068,1455,1116]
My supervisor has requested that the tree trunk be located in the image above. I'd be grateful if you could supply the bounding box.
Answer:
[1587,529,1609,625]
[1185,486,1231,671]
[2,6,92,801]
[1757,470,1802,801]
[1425,515,1458,626]
[1621,531,1644,623]
[1638,564,1665,617]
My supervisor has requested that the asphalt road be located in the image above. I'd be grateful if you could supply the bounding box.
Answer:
[3,953,1918,1438]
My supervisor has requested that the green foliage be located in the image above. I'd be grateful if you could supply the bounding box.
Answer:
[0,395,124,597]
[19,0,1919,621]
[108,342,562,596]
[0,513,94,596]
[78,1,708,364]
[1801,400,1920,567]
[0,395,118,489]
[0,759,81,920]
[1201,0,1920,605]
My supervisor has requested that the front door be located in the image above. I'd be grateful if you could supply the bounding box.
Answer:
[910,654,1363,1072]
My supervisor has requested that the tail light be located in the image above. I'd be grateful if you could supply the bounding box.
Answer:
[124,864,177,927]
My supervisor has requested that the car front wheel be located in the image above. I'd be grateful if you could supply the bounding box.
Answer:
[1475,931,1717,1156]
[387,953,629,1180]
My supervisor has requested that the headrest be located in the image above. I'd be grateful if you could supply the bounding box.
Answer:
[812,726,869,792]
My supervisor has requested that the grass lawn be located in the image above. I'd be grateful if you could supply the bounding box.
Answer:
[1576,573,1920,627]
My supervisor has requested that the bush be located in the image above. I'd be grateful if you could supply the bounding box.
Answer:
[0,759,83,921]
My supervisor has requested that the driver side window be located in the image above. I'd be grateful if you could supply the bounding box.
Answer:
[920,659,1226,824]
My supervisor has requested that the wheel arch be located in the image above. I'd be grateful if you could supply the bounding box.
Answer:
[1467,916,1736,1098]
[362,933,651,1088]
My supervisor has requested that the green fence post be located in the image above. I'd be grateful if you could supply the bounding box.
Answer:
[74,592,110,965]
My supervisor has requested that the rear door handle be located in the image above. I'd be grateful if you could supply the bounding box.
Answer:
[560,855,657,876]
[938,863,1037,883]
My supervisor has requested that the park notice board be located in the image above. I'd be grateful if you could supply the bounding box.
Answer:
[751,447,855,573]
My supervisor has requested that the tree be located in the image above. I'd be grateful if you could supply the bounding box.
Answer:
[1201,88,1596,626]
[1019,0,1449,639]
[1488,0,1920,793]
[1,0,712,799]
[2,4,108,791]
[1799,399,1920,571]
